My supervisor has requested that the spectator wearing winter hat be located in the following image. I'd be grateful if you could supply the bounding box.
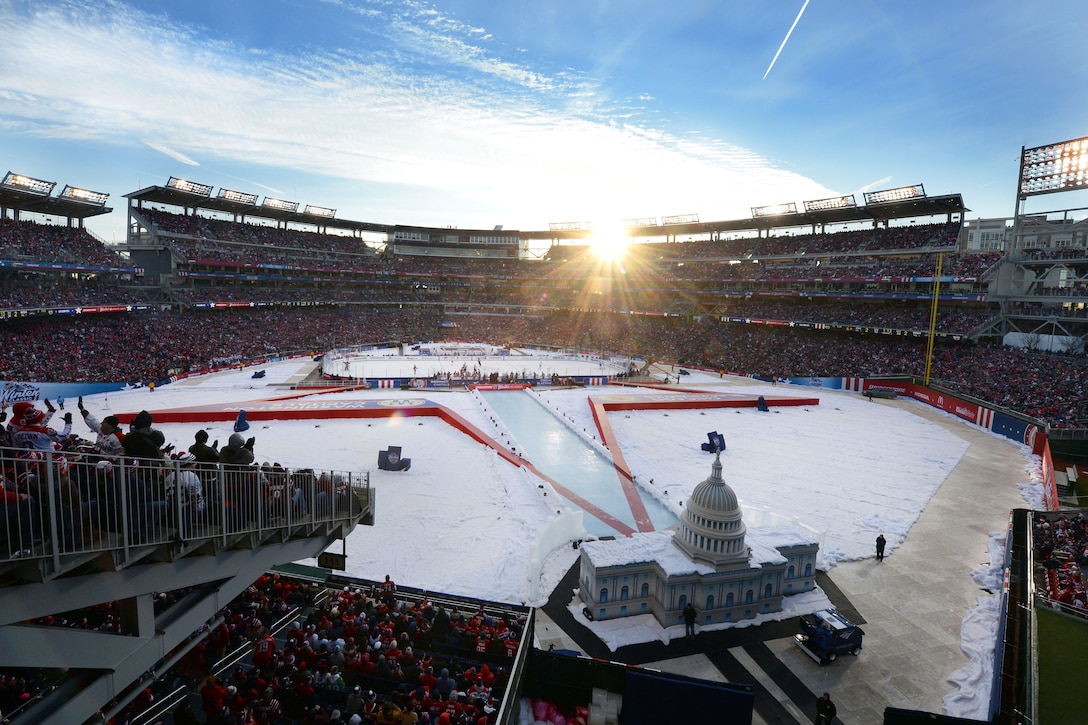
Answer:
[345,685,366,714]
[219,433,256,528]
[359,690,380,721]
[2,401,44,446]
[186,430,221,510]
[77,398,124,461]
[223,684,246,719]
[10,402,72,452]
[122,410,167,462]
[165,453,205,536]
[78,458,124,539]
[435,668,456,700]
[121,410,170,543]
[189,429,220,465]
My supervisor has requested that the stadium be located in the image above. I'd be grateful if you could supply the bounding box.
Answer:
[4,4,1088,721]
[2,129,1088,725]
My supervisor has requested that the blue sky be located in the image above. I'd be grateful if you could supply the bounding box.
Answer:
[1,0,1086,243]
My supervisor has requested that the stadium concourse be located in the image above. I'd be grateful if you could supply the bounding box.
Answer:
[48,345,1036,724]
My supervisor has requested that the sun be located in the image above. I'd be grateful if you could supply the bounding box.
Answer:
[587,222,632,261]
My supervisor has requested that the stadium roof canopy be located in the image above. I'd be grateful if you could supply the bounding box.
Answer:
[125,183,393,235]
[520,193,969,241]
[126,177,966,242]
[0,173,113,222]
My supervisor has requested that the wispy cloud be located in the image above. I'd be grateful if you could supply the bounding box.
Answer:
[144,141,199,166]
[856,177,894,195]
[0,0,836,227]
[204,170,284,196]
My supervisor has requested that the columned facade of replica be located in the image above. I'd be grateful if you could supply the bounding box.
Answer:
[578,452,819,629]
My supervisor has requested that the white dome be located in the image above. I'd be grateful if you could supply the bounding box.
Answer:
[673,452,748,567]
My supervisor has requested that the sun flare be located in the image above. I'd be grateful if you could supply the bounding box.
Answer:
[588,223,632,261]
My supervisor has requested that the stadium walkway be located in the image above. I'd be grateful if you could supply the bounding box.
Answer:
[534,394,1030,724]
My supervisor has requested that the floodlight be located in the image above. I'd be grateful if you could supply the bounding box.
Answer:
[261,197,299,213]
[2,171,55,196]
[218,188,258,205]
[661,213,699,225]
[752,202,798,217]
[549,221,583,231]
[303,204,336,218]
[804,195,856,212]
[60,185,109,206]
[863,184,925,205]
[166,176,213,197]
[1018,136,1088,198]
[624,217,657,227]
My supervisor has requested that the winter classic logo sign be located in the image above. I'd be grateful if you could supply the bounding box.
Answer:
[2,382,41,405]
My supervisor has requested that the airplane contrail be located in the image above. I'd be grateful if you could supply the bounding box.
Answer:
[763,0,811,80]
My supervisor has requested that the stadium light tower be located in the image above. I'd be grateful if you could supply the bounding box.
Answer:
[863,184,925,205]
[1016,136,1088,201]
[303,204,336,218]
[2,171,55,196]
[60,185,109,206]
[218,188,258,206]
[262,196,299,213]
[803,195,856,212]
[752,202,798,217]
[1012,135,1088,252]
[166,176,213,197]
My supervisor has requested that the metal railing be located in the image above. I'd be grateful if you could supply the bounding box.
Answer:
[0,444,370,568]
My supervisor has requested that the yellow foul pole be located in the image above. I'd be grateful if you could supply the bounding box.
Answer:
[924,252,944,386]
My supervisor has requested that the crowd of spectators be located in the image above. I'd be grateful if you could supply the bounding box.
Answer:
[133,212,983,286]
[0,307,439,383]
[153,249,999,315]
[630,222,962,261]
[2,399,360,560]
[3,304,1088,426]
[0,566,523,724]
[510,312,1088,426]
[140,208,379,260]
[1020,247,1088,261]
[168,237,380,271]
[1034,511,1088,614]
[1008,301,1088,320]
[181,575,520,724]
[5,208,1088,428]
[0,277,146,311]
[658,251,1000,282]
[168,285,439,307]
[706,298,995,334]
[0,218,124,267]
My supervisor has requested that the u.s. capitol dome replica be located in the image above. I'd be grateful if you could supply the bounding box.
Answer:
[577,451,820,628]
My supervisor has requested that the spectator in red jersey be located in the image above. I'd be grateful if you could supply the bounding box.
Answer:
[10,403,71,452]
[252,686,283,724]
[379,574,397,609]
[200,675,228,723]
[252,628,278,673]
